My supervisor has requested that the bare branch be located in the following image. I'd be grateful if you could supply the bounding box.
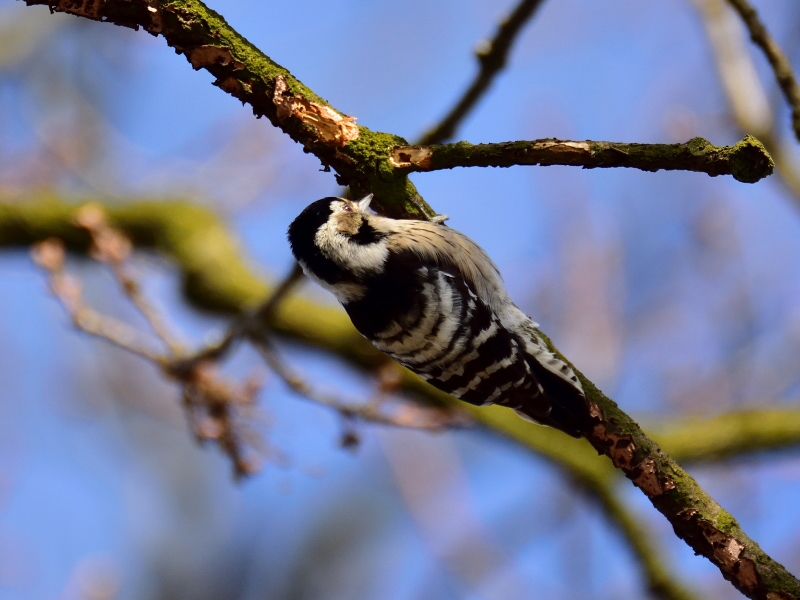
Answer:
[725,0,800,142]
[31,238,166,362]
[31,226,263,480]
[692,0,800,203]
[248,262,305,324]
[250,334,468,431]
[391,135,774,183]
[418,0,547,145]
[180,360,262,478]
[168,263,305,377]
[74,203,183,353]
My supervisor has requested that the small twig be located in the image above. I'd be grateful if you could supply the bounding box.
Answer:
[725,0,800,142]
[418,0,547,145]
[168,263,305,377]
[249,262,305,323]
[74,204,182,353]
[391,135,774,183]
[250,334,466,430]
[31,238,165,362]
[182,361,261,478]
[31,231,264,479]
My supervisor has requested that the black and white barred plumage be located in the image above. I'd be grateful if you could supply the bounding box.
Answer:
[287,195,592,437]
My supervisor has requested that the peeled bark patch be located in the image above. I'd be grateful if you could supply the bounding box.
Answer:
[216,76,245,95]
[51,0,103,18]
[189,46,244,71]
[389,146,434,169]
[692,518,761,592]
[589,402,636,469]
[272,76,359,147]
[632,458,676,497]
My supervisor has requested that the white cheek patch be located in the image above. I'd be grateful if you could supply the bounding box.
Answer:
[314,221,389,276]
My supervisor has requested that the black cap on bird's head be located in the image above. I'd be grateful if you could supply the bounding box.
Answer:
[288,194,382,274]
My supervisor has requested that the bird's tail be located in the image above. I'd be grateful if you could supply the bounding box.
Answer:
[516,357,594,438]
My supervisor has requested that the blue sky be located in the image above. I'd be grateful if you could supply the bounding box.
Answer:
[2,0,800,598]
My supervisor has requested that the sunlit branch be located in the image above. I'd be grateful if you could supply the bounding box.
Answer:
[22,0,773,227]
[391,135,774,183]
[475,407,698,600]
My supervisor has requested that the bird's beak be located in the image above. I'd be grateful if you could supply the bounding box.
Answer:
[357,194,373,212]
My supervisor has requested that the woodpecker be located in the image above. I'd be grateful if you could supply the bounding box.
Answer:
[287,195,592,437]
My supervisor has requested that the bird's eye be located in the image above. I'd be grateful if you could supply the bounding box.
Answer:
[341,204,353,212]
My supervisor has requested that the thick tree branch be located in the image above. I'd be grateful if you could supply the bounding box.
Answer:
[390,136,774,183]
[21,0,771,234]
[475,407,698,600]
[418,0,547,145]
[529,329,800,599]
[725,0,800,143]
[23,0,435,219]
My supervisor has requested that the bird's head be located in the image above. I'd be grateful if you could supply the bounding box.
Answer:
[288,194,388,281]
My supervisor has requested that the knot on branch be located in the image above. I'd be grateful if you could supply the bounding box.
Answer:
[727,135,775,183]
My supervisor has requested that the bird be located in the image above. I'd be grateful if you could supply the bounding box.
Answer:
[287,194,593,437]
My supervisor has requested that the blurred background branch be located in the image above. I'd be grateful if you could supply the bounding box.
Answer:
[8,196,800,465]
[692,0,800,201]
[725,0,800,142]
[417,0,547,145]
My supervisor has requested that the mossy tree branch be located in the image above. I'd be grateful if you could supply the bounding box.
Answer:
[390,136,774,184]
[24,0,435,220]
[23,0,773,232]
[13,0,795,596]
